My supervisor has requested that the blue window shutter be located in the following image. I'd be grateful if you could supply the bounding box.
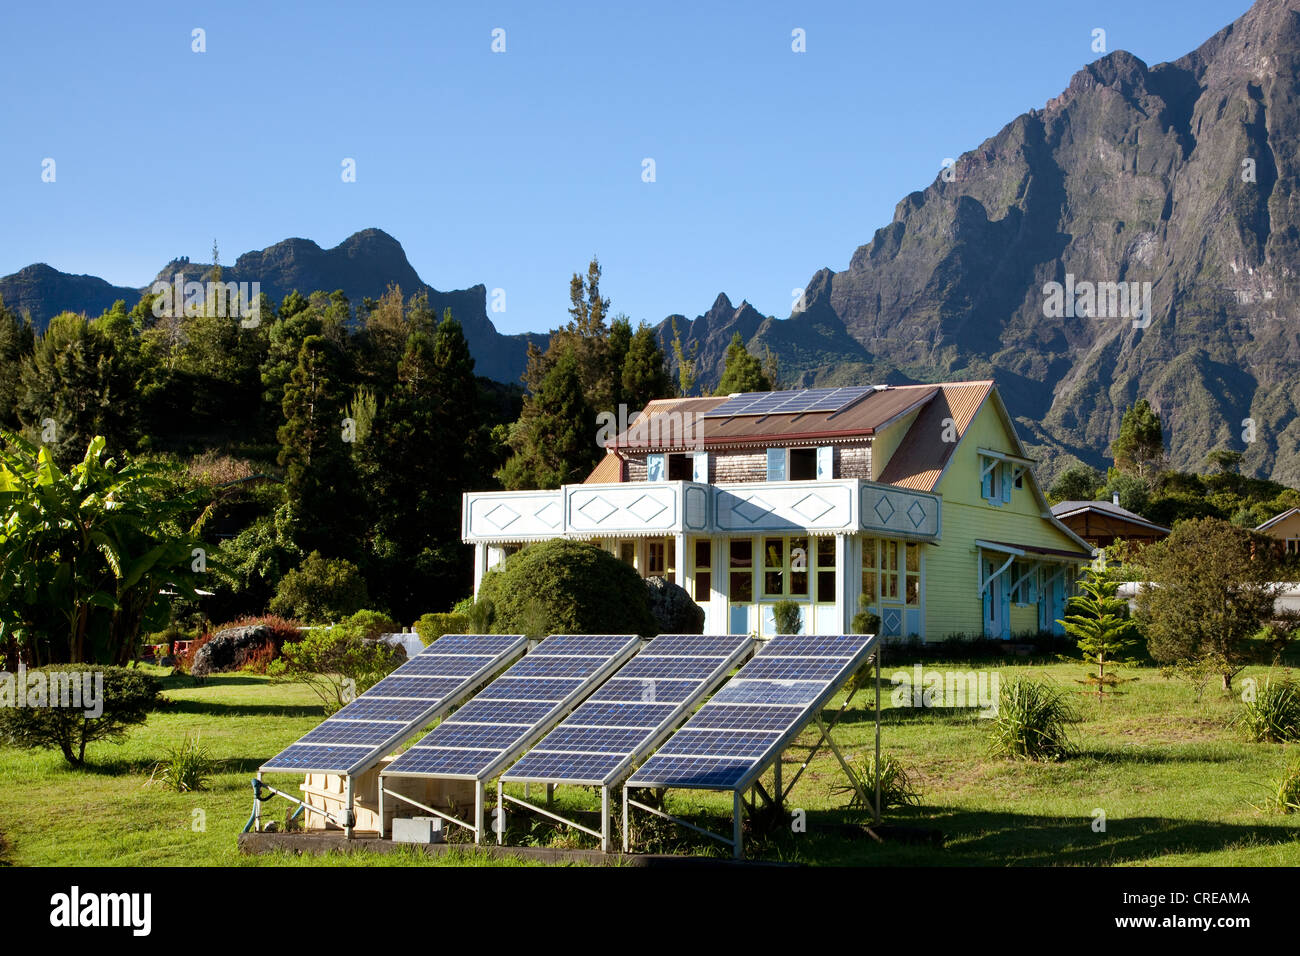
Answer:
[816,446,833,480]
[692,452,708,482]
[646,454,665,482]
[980,459,993,499]
[766,448,786,481]
[999,582,1011,639]
[1001,464,1012,503]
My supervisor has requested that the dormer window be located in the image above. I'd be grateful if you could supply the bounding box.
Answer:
[979,455,1013,506]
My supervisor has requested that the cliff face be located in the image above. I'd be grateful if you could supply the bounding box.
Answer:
[662,0,1300,484]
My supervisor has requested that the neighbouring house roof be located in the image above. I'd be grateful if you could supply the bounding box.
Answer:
[604,385,939,451]
[1256,507,1300,533]
[1051,500,1171,535]
[874,381,994,491]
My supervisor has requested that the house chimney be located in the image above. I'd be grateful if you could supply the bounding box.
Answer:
[1112,492,1120,506]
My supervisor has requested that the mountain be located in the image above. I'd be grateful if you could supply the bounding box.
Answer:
[658,0,1300,486]
[0,229,541,385]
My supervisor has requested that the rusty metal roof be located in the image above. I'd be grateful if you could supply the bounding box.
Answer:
[584,452,624,484]
[875,382,993,491]
[607,386,938,451]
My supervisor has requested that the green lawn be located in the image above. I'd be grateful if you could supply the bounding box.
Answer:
[1,659,1298,866]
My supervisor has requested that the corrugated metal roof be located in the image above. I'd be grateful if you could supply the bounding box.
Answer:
[584,452,624,484]
[607,386,938,451]
[1051,500,1169,533]
[875,382,993,491]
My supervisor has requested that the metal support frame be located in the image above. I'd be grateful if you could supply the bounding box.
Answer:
[496,781,615,851]
[623,649,883,858]
[379,781,488,840]
[243,776,354,834]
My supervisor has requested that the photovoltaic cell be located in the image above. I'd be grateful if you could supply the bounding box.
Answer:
[503,655,614,679]
[476,677,586,702]
[502,634,754,787]
[260,633,527,775]
[299,720,407,746]
[588,678,702,704]
[381,634,641,781]
[505,750,626,783]
[703,387,874,420]
[627,633,875,792]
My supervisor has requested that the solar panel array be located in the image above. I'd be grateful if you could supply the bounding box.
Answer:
[502,634,753,787]
[260,634,527,776]
[381,634,640,782]
[626,633,875,792]
[703,386,875,419]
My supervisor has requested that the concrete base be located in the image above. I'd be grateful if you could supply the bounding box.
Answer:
[237,831,794,867]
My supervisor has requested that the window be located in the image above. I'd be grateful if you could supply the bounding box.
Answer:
[763,537,784,596]
[880,540,900,600]
[729,539,753,603]
[693,539,712,602]
[1287,539,1300,555]
[619,541,635,566]
[861,536,878,605]
[788,448,816,481]
[765,448,786,481]
[668,454,693,481]
[647,541,666,576]
[646,453,665,482]
[816,537,836,603]
[1014,468,1024,489]
[979,455,1012,506]
[905,542,920,607]
[790,536,809,596]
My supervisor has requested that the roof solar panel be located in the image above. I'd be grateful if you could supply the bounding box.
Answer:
[627,633,876,792]
[704,386,875,420]
[502,634,753,787]
[260,634,527,775]
[380,634,640,782]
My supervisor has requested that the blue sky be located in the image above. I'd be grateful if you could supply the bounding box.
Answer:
[0,0,1252,335]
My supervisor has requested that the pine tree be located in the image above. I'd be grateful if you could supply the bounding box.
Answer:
[497,347,597,489]
[1110,399,1164,478]
[621,321,674,410]
[714,332,771,395]
[1059,571,1141,698]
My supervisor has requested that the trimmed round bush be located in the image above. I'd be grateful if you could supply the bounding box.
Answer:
[476,539,658,638]
[269,551,370,623]
[645,577,704,635]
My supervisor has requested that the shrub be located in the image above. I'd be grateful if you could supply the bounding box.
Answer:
[415,612,471,646]
[988,677,1075,761]
[0,665,161,766]
[269,619,404,714]
[772,599,802,635]
[337,609,400,643]
[851,594,881,637]
[475,539,657,638]
[834,752,921,810]
[152,734,212,792]
[645,577,704,635]
[1233,676,1300,743]
[1263,760,1300,814]
[269,551,370,623]
[178,633,211,677]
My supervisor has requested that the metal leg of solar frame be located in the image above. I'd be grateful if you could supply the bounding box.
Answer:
[546,783,554,807]
[474,781,485,844]
[600,787,611,853]
[622,786,630,853]
[344,775,355,840]
[732,791,744,860]
[874,646,882,827]
[377,775,385,839]
[773,752,783,813]
[497,780,505,845]
[254,772,262,833]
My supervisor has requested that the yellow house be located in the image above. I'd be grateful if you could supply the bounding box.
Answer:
[462,382,1095,641]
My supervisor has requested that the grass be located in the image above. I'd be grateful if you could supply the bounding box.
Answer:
[1,659,1299,866]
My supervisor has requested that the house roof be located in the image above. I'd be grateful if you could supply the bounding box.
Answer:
[874,382,994,491]
[1051,499,1171,534]
[978,539,1095,562]
[1256,507,1300,533]
[584,452,624,484]
[605,385,939,451]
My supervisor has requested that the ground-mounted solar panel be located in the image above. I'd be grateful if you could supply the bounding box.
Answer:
[380,634,640,782]
[259,633,527,776]
[626,633,876,793]
[502,634,752,787]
